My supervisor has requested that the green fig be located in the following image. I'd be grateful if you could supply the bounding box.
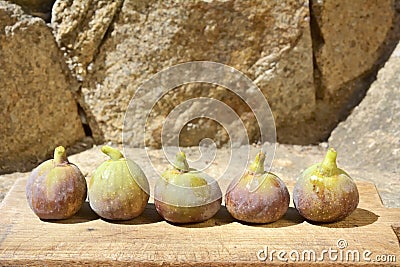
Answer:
[293,148,359,222]
[26,146,87,220]
[225,151,290,223]
[88,146,150,220]
[154,152,222,223]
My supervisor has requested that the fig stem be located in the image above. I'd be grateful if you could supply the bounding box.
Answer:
[248,151,265,174]
[173,151,189,172]
[320,148,338,174]
[54,146,68,165]
[101,146,124,161]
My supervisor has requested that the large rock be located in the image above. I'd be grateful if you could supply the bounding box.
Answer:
[329,42,400,174]
[51,0,400,147]
[0,1,85,173]
[53,0,316,146]
[310,0,400,140]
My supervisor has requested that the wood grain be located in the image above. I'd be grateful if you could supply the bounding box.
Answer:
[0,178,399,266]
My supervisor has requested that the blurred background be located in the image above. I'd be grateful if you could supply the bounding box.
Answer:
[0,0,399,205]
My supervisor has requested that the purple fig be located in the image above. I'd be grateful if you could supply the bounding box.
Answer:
[26,146,87,220]
[293,148,359,222]
[225,151,290,223]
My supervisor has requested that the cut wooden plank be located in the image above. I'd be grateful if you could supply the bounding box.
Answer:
[0,178,399,266]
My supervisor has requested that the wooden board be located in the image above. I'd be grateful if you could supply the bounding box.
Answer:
[0,178,399,266]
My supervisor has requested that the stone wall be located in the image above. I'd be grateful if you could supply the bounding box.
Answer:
[56,0,315,146]
[51,0,400,147]
[1,0,399,173]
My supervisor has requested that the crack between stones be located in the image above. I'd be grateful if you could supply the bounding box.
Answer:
[308,0,325,101]
[73,0,125,143]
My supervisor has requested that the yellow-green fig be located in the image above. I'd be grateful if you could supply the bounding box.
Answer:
[225,151,290,223]
[88,146,149,220]
[293,148,359,222]
[154,152,222,223]
[26,146,87,220]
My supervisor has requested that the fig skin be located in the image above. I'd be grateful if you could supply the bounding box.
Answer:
[225,152,290,223]
[26,146,87,220]
[293,148,359,223]
[155,198,222,224]
[154,152,222,223]
[88,146,150,220]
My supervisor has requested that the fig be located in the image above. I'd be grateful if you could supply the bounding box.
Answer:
[154,152,222,223]
[88,146,150,220]
[225,151,290,223]
[293,148,359,222]
[26,146,87,220]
